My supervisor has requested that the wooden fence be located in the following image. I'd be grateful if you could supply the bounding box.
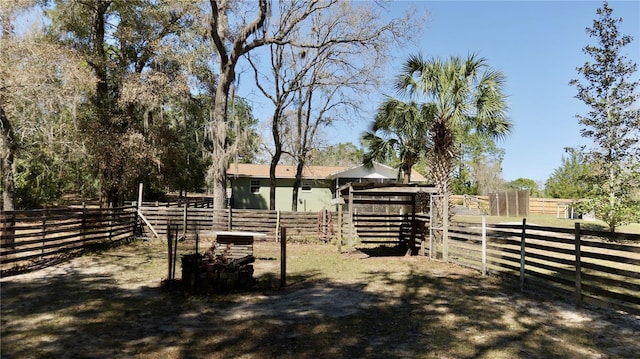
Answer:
[4,203,638,315]
[1,206,137,272]
[444,219,640,315]
[138,204,430,249]
[138,206,346,242]
[452,195,584,216]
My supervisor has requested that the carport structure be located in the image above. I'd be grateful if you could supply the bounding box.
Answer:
[336,182,441,255]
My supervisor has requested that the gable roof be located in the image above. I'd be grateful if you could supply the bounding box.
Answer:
[228,163,428,183]
[227,164,348,180]
[328,163,428,182]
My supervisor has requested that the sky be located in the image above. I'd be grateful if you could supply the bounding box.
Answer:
[327,0,640,184]
[14,1,639,185]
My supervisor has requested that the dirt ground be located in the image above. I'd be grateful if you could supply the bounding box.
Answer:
[1,239,639,358]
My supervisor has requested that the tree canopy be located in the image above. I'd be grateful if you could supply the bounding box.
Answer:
[390,53,512,195]
[569,1,640,232]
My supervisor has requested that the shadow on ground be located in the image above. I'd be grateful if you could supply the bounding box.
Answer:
[2,243,639,359]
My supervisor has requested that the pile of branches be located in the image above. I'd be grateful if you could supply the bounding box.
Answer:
[182,241,255,293]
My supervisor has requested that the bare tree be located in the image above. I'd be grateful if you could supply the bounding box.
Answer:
[247,42,301,209]
[207,0,269,209]
[248,0,423,210]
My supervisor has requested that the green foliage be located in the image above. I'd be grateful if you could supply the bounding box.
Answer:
[451,166,479,195]
[310,142,364,167]
[575,197,640,231]
[545,149,592,199]
[362,98,432,183]
[46,0,198,207]
[506,178,542,198]
[455,131,506,195]
[228,97,261,165]
[396,53,511,194]
[569,1,640,232]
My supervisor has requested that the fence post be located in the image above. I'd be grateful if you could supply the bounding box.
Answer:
[482,215,487,276]
[442,192,449,261]
[81,203,87,246]
[0,211,16,261]
[429,196,434,259]
[348,186,354,252]
[108,207,113,241]
[167,223,173,280]
[575,222,583,309]
[280,226,286,288]
[227,207,232,231]
[275,210,281,242]
[41,209,47,259]
[183,203,188,237]
[520,218,527,290]
[337,203,342,253]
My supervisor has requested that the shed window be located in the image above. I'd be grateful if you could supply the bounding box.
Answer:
[250,180,261,193]
[301,182,312,192]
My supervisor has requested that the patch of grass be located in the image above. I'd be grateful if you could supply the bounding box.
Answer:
[2,240,639,358]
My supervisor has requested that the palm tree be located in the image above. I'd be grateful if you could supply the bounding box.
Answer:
[396,53,511,194]
[361,98,433,183]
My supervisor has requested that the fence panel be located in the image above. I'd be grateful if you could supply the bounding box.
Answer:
[1,207,136,272]
[138,206,340,242]
[446,220,640,315]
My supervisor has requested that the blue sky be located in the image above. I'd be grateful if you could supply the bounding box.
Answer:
[329,0,640,184]
[17,1,638,185]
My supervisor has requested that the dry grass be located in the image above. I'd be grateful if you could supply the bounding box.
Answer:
[2,239,639,358]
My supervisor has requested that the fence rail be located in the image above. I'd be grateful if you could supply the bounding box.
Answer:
[1,206,137,272]
[137,206,345,242]
[445,221,640,315]
[138,205,428,249]
[3,204,638,315]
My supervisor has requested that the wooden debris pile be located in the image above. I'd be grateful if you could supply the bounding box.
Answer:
[181,240,255,293]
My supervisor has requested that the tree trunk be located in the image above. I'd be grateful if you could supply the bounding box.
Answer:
[92,1,117,209]
[0,104,15,212]
[431,121,455,195]
[269,107,284,210]
[403,165,411,184]
[291,161,305,212]
[269,149,282,211]
[210,67,233,210]
[207,0,269,209]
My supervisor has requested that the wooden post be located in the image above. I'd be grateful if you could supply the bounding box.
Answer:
[275,210,281,242]
[167,223,173,280]
[183,203,188,237]
[138,183,143,210]
[429,195,434,259]
[280,226,286,288]
[108,207,113,241]
[520,218,527,290]
[81,203,87,247]
[481,215,487,276]
[407,195,417,256]
[442,192,449,261]
[41,209,47,259]
[575,222,583,309]
[337,202,342,253]
[322,207,327,241]
[227,207,232,231]
[173,225,178,280]
[0,211,16,261]
[348,186,354,252]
